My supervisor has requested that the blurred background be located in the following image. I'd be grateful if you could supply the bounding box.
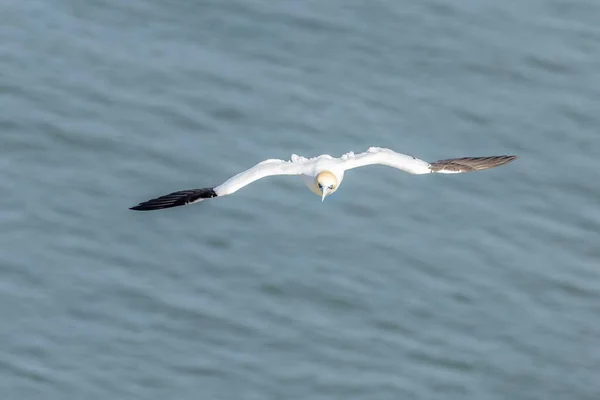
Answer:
[1,0,600,399]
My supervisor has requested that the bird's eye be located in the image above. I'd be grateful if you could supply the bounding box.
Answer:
[318,184,322,189]
[328,185,334,190]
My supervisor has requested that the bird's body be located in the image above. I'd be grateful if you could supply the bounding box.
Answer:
[295,155,344,198]
[130,147,517,211]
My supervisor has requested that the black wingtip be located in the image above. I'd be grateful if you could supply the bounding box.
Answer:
[130,187,218,211]
[430,155,518,173]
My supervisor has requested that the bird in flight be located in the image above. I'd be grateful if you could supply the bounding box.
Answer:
[130,147,517,211]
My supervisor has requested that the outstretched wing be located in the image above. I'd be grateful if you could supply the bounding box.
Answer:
[340,147,517,175]
[130,159,307,211]
[213,159,306,196]
[338,147,434,174]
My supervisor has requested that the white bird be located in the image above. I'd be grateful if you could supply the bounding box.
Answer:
[130,147,517,211]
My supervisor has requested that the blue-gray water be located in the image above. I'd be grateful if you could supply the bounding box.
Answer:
[2,0,600,399]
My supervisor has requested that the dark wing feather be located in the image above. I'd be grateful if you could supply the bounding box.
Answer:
[429,155,517,173]
[129,188,217,211]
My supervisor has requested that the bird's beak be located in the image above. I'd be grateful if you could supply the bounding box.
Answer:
[321,188,328,202]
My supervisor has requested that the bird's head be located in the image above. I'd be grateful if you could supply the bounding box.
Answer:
[316,171,338,202]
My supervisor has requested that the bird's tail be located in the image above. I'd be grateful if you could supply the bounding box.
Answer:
[130,187,217,211]
[429,155,518,174]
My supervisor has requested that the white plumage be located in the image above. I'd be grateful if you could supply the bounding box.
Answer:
[130,147,517,210]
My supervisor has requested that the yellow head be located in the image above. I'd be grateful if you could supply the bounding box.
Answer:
[316,171,338,202]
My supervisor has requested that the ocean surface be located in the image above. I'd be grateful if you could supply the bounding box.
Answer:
[2,0,600,399]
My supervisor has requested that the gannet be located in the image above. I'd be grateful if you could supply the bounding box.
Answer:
[130,147,517,211]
